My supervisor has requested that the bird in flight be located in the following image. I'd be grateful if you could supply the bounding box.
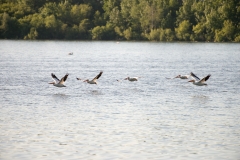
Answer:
[77,71,103,84]
[188,72,211,86]
[49,73,69,87]
[124,77,140,81]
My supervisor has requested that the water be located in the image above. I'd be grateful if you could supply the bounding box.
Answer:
[0,40,240,160]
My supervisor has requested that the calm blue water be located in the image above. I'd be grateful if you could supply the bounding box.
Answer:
[0,40,240,160]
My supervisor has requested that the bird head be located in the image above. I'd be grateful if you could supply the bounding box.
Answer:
[175,75,181,78]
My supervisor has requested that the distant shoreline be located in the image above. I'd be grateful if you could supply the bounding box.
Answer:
[0,0,239,42]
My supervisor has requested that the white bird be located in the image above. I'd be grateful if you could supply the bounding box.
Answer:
[124,77,140,81]
[188,72,211,86]
[49,73,69,87]
[83,71,103,84]
[166,74,190,79]
[174,74,190,79]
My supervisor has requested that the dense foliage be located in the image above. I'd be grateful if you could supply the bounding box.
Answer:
[0,0,239,41]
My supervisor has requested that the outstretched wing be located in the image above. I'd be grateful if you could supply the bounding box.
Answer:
[59,73,69,84]
[190,72,201,81]
[51,73,60,83]
[200,74,211,83]
[91,71,103,81]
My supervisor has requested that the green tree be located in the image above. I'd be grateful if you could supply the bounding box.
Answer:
[160,28,175,41]
[0,12,19,38]
[103,0,121,20]
[175,20,191,41]
[176,0,195,25]
[215,20,235,42]
[70,4,92,25]
[92,25,104,40]
[0,0,239,41]
[93,10,105,26]
[123,27,132,40]
[78,19,91,39]
[24,27,38,39]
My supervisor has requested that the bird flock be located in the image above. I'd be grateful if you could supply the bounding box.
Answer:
[49,71,211,88]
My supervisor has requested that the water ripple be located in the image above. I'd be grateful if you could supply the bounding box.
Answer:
[0,41,239,160]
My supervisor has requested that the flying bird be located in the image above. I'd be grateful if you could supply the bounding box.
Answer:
[174,74,191,79]
[49,73,69,87]
[124,77,140,81]
[188,72,211,86]
[83,71,103,84]
[166,74,190,79]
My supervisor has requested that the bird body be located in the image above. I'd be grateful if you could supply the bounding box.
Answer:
[188,72,211,86]
[124,77,140,81]
[175,75,190,79]
[83,71,103,84]
[49,73,69,87]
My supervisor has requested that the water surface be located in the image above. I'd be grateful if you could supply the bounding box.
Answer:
[0,41,240,160]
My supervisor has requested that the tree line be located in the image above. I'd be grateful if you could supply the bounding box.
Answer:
[0,0,239,42]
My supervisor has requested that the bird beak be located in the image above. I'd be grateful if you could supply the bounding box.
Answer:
[124,78,127,80]
[48,82,54,84]
[188,80,193,82]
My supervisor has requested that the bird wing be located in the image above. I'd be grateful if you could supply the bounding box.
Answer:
[59,73,69,84]
[190,72,201,81]
[51,73,60,83]
[199,74,211,83]
[91,71,103,81]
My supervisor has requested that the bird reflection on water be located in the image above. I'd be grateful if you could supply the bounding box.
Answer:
[52,93,70,100]
[191,95,210,106]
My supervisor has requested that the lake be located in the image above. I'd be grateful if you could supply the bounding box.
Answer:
[0,40,239,160]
